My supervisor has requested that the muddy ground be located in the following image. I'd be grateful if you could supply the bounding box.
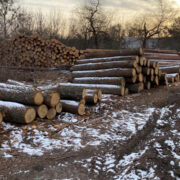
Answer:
[0,83,180,180]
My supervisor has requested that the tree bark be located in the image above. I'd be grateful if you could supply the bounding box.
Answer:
[159,66,180,74]
[144,49,177,54]
[86,89,102,101]
[126,83,144,93]
[73,77,125,86]
[71,60,137,71]
[72,68,136,78]
[85,93,98,104]
[0,100,36,124]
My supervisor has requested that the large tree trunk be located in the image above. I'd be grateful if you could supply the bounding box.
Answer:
[73,77,125,86]
[59,83,125,96]
[72,68,136,78]
[0,100,36,124]
[0,87,43,106]
[77,56,139,65]
[82,48,143,59]
[144,49,177,54]
[61,100,85,115]
[71,60,137,71]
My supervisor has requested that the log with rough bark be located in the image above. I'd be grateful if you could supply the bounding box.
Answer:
[77,56,139,65]
[167,73,179,83]
[61,100,85,115]
[126,83,144,93]
[0,100,36,124]
[59,83,125,96]
[86,89,102,101]
[159,66,180,74]
[72,68,136,78]
[145,54,180,60]
[35,104,48,119]
[71,60,138,71]
[38,84,86,101]
[42,90,60,107]
[56,102,62,114]
[47,108,57,120]
[0,87,44,106]
[73,77,125,86]
[136,65,142,74]
[82,48,143,59]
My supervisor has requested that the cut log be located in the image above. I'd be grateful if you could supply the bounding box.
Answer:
[147,60,150,67]
[35,104,48,119]
[83,48,143,59]
[86,89,102,101]
[136,65,142,74]
[80,99,86,105]
[125,88,129,95]
[138,74,143,82]
[155,76,159,86]
[167,76,175,83]
[0,87,44,106]
[47,108,56,120]
[150,68,154,76]
[154,67,159,75]
[85,93,98,104]
[61,100,85,115]
[142,68,150,76]
[143,76,147,83]
[59,83,125,96]
[7,79,30,86]
[159,70,162,77]
[167,73,179,83]
[56,102,62,113]
[38,84,86,101]
[159,73,168,85]
[125,76,137,84]
[0,100,36,124]
[145,54,180,60]
[42,91,60,107]
[0,111,3,123]
[159,66,180,74]
[77,56,139,64]
[72,68,136,78]
[73,77,125,86]
[145,81,151,90]
[72,60,137,71]
[126,83,144,93]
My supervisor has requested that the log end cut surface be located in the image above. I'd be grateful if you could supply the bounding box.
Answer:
[0,112,3,123]
[47,108,56,120]
[34,92,44,105]
[78,104,85,116]
[50,92,60,107]
[37,104,48,119]
[25,108,36,124]
[56,103,62,113]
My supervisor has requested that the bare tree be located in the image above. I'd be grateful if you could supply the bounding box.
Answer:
[0,0,20,39]
[127,0,176,48]
[76,0,110,48]
[168,17,180,38]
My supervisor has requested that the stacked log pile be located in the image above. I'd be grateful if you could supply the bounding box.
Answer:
[0,80,102,125]
[0,34,83,68]
[144,49,180,84]
[71,48,180,94]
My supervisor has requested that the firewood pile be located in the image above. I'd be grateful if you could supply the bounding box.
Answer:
[0,34,83,68]
[70,48,180,95]
[0,80,102,125]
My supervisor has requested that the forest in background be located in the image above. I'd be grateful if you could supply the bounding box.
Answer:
[0,0,180,50]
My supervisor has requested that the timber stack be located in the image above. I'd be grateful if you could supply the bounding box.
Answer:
[0,34,84,68]
[71,48,180,94]
[0,80,102,125]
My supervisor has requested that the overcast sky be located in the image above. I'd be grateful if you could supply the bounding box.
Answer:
[19,0,180,19]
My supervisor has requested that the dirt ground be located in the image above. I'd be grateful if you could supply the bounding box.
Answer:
[0,83,180,180]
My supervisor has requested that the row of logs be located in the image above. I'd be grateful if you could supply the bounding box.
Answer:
[0,34,84,68]
[70,48,180,95]
[0,80,102,125]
